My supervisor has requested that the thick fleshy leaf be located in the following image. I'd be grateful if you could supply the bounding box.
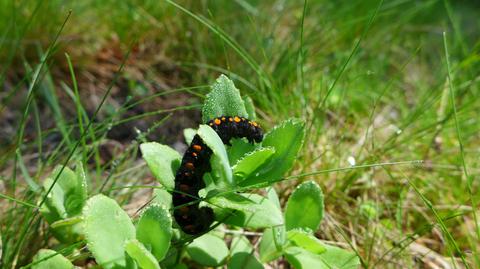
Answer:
[285,181,324,231]
[40,165,81,221]
[239,119,305,187]
[232,147,275,184]
[201,173,216,193]
[32,249,74,269]
[210,193,283,228]
[183,128,196,144]
[266,187,281,209]
[266,187,286,249]
[287,229,326,254]
[125,239,161,269]
[284,246,326,269]
[317,244,360,269]
[83,194,135,269]
[50,216,83,243]
[136,204,172,261]
[230,235,253,255]
[72,163,88,215]
[285,243,360,269]
[160,247,179,268]
[242,95,256,120]
[202,74,248,123]
[228,252,263,269]
[228,139,257,166]
[197,125,232,187]
[140,142,181,190]
[152,188,172,209]
[51,166,77,195]
[259,228,283,262]
[40,177,66,223]
[186,233,229,267]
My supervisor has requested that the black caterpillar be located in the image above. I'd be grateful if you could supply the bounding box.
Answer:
[172,116,263,235]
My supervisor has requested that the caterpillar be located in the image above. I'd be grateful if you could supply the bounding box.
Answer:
[172,116,263,235]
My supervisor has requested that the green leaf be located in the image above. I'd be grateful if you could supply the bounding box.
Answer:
[39,163,87,226]
[125,250,137,269]
[183,128,196,144]
[136,204,172,261]
[242,95,256,120]
[140,142,181,190]
[232,147,275,184]
[152,188,172,209]
[287,229,326,254]
[202,74,248,123]
[227,139,257,166]
[239,119,305,187]
[266,187,286,249]
[201,173,216,193]
[159,247,179,268]
[258,228,283,262]
[125,239,161,269]
[73,163,88,210]
[266,187,281,209]
[317,244,360,269]
[51,166,77,198]
[197,125,232,187]
[83,194,136,269]
[50,216,84,243]
[32,249,74,269]
[230,235,253,255]
[40,177,66,223]
[172,264,188,269]
[285,181,324,231]
[228,252,263,269]
[285,243,360,269]
[284,246,326,269]
[210,193,283,229]
[51,216,83,229]
[186,233,229,267]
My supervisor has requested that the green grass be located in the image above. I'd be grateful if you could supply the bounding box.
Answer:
[1,0,480,268]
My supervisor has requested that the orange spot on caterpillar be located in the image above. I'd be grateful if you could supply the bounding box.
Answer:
[193,145,202,152]
[214,118,221,125]
[228,117,233,122]
[184,225,195,233]
[234,116,241,123]
[192,152,197,157]
[241,117,246,121]
[185,162,194,170]
[252,121,258,127]
[221,117,226,121]
[179,184,190,192]
[209,122,214,126]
